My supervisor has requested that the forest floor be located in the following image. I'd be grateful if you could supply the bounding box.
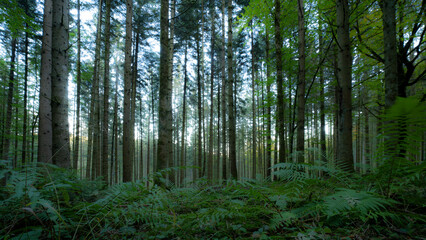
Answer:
[1,161,425,239]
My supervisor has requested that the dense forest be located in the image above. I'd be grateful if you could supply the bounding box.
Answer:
[0,0,425,238]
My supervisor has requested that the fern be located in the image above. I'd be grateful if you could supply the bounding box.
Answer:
[322,188,396,221]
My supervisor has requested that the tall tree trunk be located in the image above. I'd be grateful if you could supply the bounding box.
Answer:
[168,0,175,182]
[382,0,398,195]
[363,89,370,172]
[221,0,227,181]
[157,0,173,184]
[196,24,203,180]
[87,0,103,179]
[265,32,272,179]
[93,0,103,179]
[3,38,16,162]
[296,0,305,163]
[111,64,119,184]
[123,0,133,182]
[102,0,111,182]
[73,0,81,170]
[22,31,29,164]
[251,23,256,178]
[51,0,70,168]
[319,23,326,163]
[336,0,353,172]
[274,0,285,163]
[14,94,19,167]
[228,0,237,179]
[38,0,53,164]
[181,42,188,186]
[131,32,139,179]
[208,1,215,182]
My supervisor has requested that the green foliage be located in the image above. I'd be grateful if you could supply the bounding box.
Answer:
[1,161,425,239]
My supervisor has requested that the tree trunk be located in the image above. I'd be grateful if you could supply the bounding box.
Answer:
[265,32,272,179]
[38,0,53,164]
[319,23,326,163]
[221,0,227,181]
[227,0,237,179]
[2,38,17,162]
[336,0,353,172]
[196,23,203,180]
[51,0,70,168]
[22,31,29,164]
[181,42,188,185]
[296,0,305,163]
[274,0,285,164]
[102,0,111,182]
[111,64,119,183]
[131,32,139,179]
[73,0,81,170]
[168,0,176,184]
[123,0,133,182]
[208,1,215,182]
[157,0,173,184]
[251,23,256,178]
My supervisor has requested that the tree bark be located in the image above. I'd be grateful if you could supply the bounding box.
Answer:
[319,22,326,163]
[157,0,173,184]
[251,23,256,178]
[73,0,81,170]
[123,0,133,182]
[336,0,353,172]
[38,0,53,164]
[22,31,29,164]
[296,0,305,163]
[228,0,237,179]
[3,38,17,162]
[51,0,71,168]
[221,0,227,181]
[181,42,188,185]
[208,1,215,182]
[274,0,285,164]
[265,32,272,179]
[102,0,111,182]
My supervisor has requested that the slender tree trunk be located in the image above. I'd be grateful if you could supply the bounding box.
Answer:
[227,0,237,179]
[181,42,188,185]
[22,31,29,164]
[3,37,16,162]
[111,64,119,183]
[196,24,203,180]
[319,23,326,163]
[296,0,305,163]
[364,90,370,172]
[208,1,215,182]
[168,0,176,183]
[38,0,53,164]
[51,0,70,168]
[382,0,399,195]
[251,23,257,178]
[336,0,353,172]
[131,32,139,180]
[265,33,272,179]
[221,0,227,181]
[274,0,285,163]
[31,114,37,164]
[88,0,103,179]
[73,0,81,170]
[157,0,173,184]
[102,0,111,182]
[123,0,133,182]
[139,100,144,181]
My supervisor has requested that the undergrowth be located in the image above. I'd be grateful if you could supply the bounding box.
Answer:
[0,160,425,239]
